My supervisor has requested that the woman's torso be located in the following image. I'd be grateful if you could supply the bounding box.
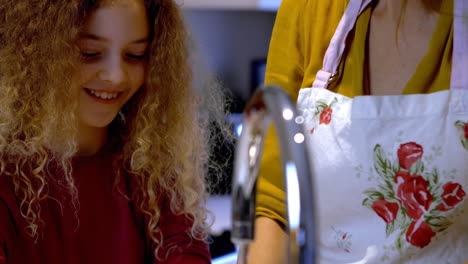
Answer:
[259,0,466,262]
[297,0,467,262]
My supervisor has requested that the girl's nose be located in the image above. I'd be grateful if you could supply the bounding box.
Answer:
[98,55,126,86]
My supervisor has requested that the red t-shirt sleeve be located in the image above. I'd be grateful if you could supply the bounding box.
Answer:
[153,197,211,264]
[0,249,5,264]
[0,199,12,264]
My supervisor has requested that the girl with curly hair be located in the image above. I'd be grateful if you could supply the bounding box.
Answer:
[0,0,228,263]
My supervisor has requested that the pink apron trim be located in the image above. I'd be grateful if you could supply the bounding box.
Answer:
[451,0,468,90]
[312,0,467,91]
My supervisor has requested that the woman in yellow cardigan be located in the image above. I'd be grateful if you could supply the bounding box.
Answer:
[248,0,467,263]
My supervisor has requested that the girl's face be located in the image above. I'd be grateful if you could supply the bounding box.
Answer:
[76,0,149,129]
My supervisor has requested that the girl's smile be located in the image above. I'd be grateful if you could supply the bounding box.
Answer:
[75,0,149,154]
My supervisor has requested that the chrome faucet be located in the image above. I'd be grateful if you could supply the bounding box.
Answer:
[231,85,316,264]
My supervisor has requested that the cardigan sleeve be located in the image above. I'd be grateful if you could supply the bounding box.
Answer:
[256,0,308,227]
[257,0,348,226]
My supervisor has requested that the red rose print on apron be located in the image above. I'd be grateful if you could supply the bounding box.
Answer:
[332,226,353,253]
[307,97,338,134]
[362,142,466,249]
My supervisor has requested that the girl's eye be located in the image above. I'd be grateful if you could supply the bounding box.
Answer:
[80,52,100,59]
[126,53,146,60]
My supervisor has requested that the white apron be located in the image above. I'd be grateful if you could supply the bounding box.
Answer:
[297,0,468,263]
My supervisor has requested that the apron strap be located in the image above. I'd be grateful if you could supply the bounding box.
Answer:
[450,0,468,90]
[313,0,468,91]
[312,0,373,89]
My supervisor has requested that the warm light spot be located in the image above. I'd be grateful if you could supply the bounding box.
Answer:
[249,145,257,158]
[283,109,293,120]
[294,133,305,144]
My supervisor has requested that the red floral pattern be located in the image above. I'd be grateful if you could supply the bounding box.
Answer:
[332,226,352,253]
[406,220,436,248]
[319,107,333,125]
[397,142,423,170]
[436,182,466,211]
[371,199,399,223]
[395,172,433,220]
[309,98,338,134]
[362,142,466,249]
[464,123,468,139]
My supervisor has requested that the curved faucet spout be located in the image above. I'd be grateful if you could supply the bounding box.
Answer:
[231,85,316,264]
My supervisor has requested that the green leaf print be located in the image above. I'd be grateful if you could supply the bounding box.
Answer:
[316,101,328,110]
[396,229,405,253]
[425,215,453,232]
[373,145,394,180]
[454,120,468,150]
[455,120,465,128]
[385,210,411,238]
[362,198,373,208]
[386,220,396,237]
[392,161,401,174]
[409,159,424,175]
[428,168,440,185]
[363,188,385,201]
[426,168,443,202]
[378,180,397,201]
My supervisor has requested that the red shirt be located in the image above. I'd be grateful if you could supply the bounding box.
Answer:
[0,149,210,264]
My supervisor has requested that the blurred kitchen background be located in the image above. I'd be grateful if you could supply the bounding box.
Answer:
[181,1,281,263]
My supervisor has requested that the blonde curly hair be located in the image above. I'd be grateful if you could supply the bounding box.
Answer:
[0,0,229,258]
